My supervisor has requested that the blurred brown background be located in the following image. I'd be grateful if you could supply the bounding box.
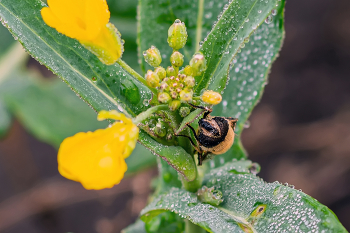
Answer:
[0,0,350,232]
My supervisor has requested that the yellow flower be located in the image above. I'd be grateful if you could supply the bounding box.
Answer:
[41,0,123,65]
[58,110,139,190]
[201,90,222,105]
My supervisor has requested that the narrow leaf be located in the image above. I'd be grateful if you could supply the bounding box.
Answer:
[210,0,286,166]
[196,0,278,94]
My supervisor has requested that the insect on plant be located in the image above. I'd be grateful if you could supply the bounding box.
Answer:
[177,103,238,165]
[0,0,347,231]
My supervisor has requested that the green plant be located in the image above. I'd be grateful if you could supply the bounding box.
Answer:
[0,0,347,232]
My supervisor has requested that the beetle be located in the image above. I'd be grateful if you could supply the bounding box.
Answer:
[177,104,238,165]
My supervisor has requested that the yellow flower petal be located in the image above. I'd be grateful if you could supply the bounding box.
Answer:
[58,111,139,189]
[41,0,123,64]
[80,23,124,65]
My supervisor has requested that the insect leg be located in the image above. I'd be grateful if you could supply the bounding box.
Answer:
[198,152,203,166]
[188,103,212,118]
[175,134,200,152]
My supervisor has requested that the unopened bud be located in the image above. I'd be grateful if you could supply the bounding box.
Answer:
[201,90,222,105]
[154,120,167,137]
[170,51,184,67]
[170,91,178,99]
[190,52,207,76]
[179,107,191,117]
[158,92,171,103]
[168,19,188,50]
[148,118,157,128]
[160,82,169,91]
[154,67,166,80]
[180,89,193,102]
[169,100,181,111]
[143,46,162,67]
[184,76,195,88]
[145,70,160,88]
[166,66,176,77]
[184,65,193,76]
[179,74,186,81]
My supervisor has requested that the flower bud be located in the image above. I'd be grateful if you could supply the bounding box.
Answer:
[166,66,176,77]
[169,100,181,111]
[167,19,188,50]
[158,92,171,103]
[178,74,186,81]
[170,91,178,99]
[190,52,207,76]
[154,66,166,80]
[170,51,184,67]
[160,81,169,91]
[184,76,195,88]
[148,118,157,128]
[179,107,191,117]
[145,70,160,88]
[201,90,222,105]
[180,89,193,102]
[143,46,162,67]
[184,65,193,76]
[154,120,167,137]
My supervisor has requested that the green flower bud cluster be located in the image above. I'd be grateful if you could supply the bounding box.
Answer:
[143,19,208,111]
[143,114,175,140]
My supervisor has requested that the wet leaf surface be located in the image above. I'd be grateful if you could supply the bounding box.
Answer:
[0,0,197,181]
[141,160,347,233]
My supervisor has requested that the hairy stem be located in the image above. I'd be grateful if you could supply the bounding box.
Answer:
[195,0,205,52]
[133,104,168,124]
[116,59,158,95]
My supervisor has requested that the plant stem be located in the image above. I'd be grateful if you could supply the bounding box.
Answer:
[195,0,205,52]
[116,59,158,95]
[133,104,168,124]
[181,166,202,193]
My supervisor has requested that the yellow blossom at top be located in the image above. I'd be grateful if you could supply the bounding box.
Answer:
[41,0,123,65]
[58,110,139,190]
[201,90,222,105]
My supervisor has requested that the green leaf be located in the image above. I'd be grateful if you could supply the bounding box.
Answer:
[0,73,108,147]
[139,0,285,165]
[195,0,279,95]
[210,0,286,167]
[139,134,197,181]
[0,70,156,173]
[0,0,196,181]
[138,0,198,71]
[121,219,147,233]
[0,24,14,55]
[0,0,151,116]
[0,99,11,137]
[145,211,185,233]
[175,108,204,135]
[0,42,29,136]
[141,160,347,233]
